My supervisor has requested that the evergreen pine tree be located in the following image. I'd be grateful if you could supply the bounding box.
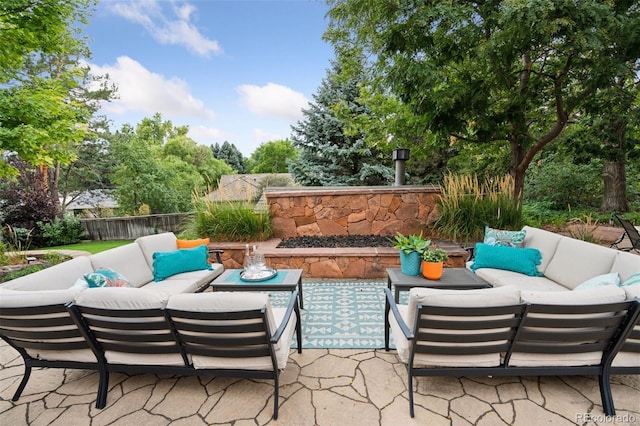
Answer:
[211,141,245,173]
[288,61,392,186]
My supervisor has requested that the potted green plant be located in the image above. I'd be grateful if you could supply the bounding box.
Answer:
[389,232,430,275]
[421,245,449,280]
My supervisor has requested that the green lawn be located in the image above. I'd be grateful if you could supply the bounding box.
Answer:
[46,240,133,254]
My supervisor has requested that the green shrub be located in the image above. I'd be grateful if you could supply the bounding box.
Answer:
[1,264,45,282]
[525,155,602,209]
[42,251,71,265]
[191,195,271,241]
[435,173,522,245]
[36,216,85,247]
[0,241,9,266]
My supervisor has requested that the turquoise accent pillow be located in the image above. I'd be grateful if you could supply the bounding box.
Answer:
[470,243,543,277]
[84,268,131,288]
[620,272,640,287]
[152,245,212,281]
[574,272,620,291]
[484,226,526,248]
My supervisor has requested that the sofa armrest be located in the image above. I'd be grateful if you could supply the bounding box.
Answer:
[464,246,475,262]
[208,248,223,264]
[384,288,414,340]
[271,290,298,344]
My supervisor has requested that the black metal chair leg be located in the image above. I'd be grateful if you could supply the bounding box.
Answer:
[273,374,279,420]
[95,368,109,409]
[12,364,32,401]
[408,370,415,418]
[600,370,615,416]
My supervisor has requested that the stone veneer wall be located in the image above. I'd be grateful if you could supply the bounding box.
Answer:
[265,185,442,239]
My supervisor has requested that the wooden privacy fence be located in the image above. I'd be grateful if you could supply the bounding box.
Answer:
[80,214,192,240]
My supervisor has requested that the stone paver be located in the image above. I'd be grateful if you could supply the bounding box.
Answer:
[1,343,639,425]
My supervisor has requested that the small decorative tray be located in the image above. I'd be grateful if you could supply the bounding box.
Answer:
[239,268,277,282]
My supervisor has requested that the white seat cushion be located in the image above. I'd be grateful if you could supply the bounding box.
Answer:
[473,268,568,291]
[512,286,628,367]
[167,292,296,370]
[391,286,520,367]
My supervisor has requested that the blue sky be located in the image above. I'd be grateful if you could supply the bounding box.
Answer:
[85,0,333,156]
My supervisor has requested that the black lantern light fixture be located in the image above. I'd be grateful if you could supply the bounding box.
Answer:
[392,148,410,185]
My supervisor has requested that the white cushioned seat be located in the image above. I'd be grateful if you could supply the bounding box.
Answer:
[73,288,183,366]
[473,268,566,291]
[511,286,628,367]
[167,292,297,370]
[0,286,97,363]
[390,286,520,367]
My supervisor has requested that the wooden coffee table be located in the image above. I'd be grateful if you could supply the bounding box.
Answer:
[384,268,491,350]
[210,269,304,309]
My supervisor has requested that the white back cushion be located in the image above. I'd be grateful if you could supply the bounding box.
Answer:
[544,238,617,289]
[89,243,153,287]
[522,226,563,274]
[135,232,178,268]
[610,251,640,283]
[1,256,94,291]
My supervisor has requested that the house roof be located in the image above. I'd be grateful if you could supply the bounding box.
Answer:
[205,173,293,202]
[62,190,118,210]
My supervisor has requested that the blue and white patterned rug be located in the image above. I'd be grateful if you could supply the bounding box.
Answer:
[270,281,392,349]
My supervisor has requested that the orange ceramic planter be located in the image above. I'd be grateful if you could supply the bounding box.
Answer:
[421,261,444,280]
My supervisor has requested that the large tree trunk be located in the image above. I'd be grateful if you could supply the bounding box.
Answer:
[601,160,628,212]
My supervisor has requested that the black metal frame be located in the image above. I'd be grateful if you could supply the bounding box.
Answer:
[65,290,300,419]
[610,214,640,253]
[0,304,100,402]
[385,288,640,418]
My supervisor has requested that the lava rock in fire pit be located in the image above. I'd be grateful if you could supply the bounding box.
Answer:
[276,234,393,248]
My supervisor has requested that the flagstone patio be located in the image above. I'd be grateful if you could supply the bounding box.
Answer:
[1,340,639,425]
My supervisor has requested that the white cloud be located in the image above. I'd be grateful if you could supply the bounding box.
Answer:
[238,83,308,121]
[108,0,222,57]
[89,56,216,120]
[254,128,285,144]
[188,124,232,144]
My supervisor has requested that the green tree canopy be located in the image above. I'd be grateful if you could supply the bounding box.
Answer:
[110,115,232,214]
[0,0,98,178]
[246,139,298,173]
[326,0,640,199]
[211,141,245,173]
[289,60,393,186]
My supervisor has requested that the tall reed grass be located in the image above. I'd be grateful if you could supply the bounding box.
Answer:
[189,188,272,242]
[435,173,522,245]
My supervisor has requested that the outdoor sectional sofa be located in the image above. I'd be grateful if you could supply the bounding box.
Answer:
[387,225,640,417]
[0,233,244,408]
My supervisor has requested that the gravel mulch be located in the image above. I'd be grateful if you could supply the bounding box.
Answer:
[276,234,393,248]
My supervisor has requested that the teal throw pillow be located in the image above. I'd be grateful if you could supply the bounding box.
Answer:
[152,245,212,281]
[620,272,640,287]
[84,268,131,288]
[574,272,620,291]
[484,226,526,248]
[470,243,543,277]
